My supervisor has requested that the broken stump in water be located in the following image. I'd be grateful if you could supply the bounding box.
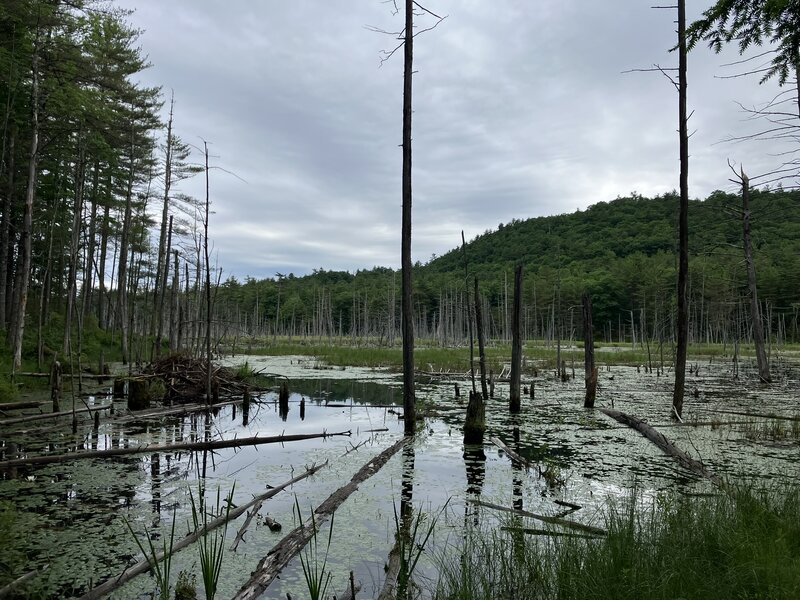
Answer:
[128,378,151,411]
[113,378,126,399]
[463,390,485,444]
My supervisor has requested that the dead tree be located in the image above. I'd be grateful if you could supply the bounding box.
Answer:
[474,277,489,400]
[730,165,770,382]
[673,0,690,419]
[509,264,523,413]
[582,292,597,407]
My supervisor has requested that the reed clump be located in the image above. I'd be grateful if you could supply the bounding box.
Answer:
[434,483,800,600]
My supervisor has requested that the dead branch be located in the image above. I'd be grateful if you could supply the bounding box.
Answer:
[470,499,606,536]
[490,436,530,469]
[599,408,722,486]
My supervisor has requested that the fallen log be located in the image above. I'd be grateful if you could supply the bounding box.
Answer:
[0,431,351,469]
[470,499,606,536]
[599,408,722,486]
[233,437,408,600]
[0,403,112,427]
[79,462,327,600]
[0,400,49,411]
[376,538,402,600]
[490,436,529,469]
[0,564,48,598]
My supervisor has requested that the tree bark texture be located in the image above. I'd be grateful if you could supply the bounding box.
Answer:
[509,264,523,413]
[401,0,416,434]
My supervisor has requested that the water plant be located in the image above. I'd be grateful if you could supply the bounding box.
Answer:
[295,497,334,600]
[433,483,800,599]
[189,482,235,600]
[123,507,177,600]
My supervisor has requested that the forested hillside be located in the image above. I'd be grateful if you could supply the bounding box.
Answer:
[215,189,800,346]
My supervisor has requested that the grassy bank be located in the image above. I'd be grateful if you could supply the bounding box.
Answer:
[230,336,791,373]
[434,484,800,599]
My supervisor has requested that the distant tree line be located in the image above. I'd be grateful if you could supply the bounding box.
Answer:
[213,189,800,349]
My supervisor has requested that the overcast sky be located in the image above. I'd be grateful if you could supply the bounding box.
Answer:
[116,1,791,281]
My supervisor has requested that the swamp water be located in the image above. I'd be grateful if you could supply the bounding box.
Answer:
[1,353,799,599]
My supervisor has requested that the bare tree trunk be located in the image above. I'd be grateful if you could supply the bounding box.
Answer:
[63,141,86,356]
[152,95,174,358]
[203,141,212,403]
[169,249,179,352]
[97,198,110,329]
[509,264,523,413]
[401,0,416,434]
[81,161,100,320]
[116,132,136,365]
[474,277,489,401]
[740,169,770,382]
[672,0,689,419]
[0,124,15,331]
[582,292,596,408]
[11,43,39,370]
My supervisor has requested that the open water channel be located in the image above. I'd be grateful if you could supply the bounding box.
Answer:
[1,351,798,599]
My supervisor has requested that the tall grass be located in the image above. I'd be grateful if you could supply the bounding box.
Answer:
[434,484,800,600]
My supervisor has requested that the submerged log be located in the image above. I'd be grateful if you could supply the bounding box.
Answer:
[471,499,606,536]
[490,436,529,469]
[0,430,351,469]
[233,437,408,600]
[599,408,722,486]
[79,462,327,600]
[463,390,485,444]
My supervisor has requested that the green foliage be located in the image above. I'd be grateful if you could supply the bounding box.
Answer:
[175,571,198,600]
[687,0,800,86]
[0,502,24,589]
[434,484,800,599]
[214,189,800,346]
[189,483,235,600]
[295,497,334,600]
[123,507,177,600]
[0,375,17,403]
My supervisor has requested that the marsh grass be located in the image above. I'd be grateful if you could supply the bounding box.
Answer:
[434,484,800,600]
[295,498,334,600]
[740,417,800,442]
[189,483,235,600]
[232,337,791,373]
[123,507,177,600]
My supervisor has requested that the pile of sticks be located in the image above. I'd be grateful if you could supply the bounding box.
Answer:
[142,353,263,404]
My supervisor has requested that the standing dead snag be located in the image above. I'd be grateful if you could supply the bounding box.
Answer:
[474,277,489,401]
[731,165,770,383]
[673,0,690,419]
[400,0,416,434]
[509,265,523,413]
[582,292,597,408]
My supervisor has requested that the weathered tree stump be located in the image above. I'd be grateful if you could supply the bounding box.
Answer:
[463,390,485,444]
[128,378,150,411]
[50,360,62,413]
[113,378,126,399]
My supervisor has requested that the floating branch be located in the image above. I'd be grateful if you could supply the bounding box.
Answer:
[470,499,606,536]
[490,436,529,469]
[600,408,722,486]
